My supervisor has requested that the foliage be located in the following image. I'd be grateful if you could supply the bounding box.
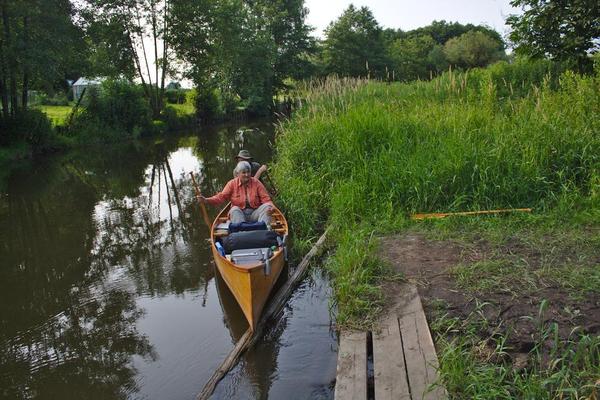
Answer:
[68,80,151,142]
[432,306,600,399]
[0,0,87,118]
[169,0,313,118]
[79,0,172,117]
[444,30,506,69]
[0,109,55,152]
[388,34,437,81]
[164,89,187,104]
[272,65,599,326]
[322,5,389,79]
[507,0,600,73]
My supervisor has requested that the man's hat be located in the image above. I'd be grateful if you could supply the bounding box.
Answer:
[235,150,252,160]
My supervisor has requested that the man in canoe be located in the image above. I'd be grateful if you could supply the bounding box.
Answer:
[235,149,267,179]
[198,161,273,225]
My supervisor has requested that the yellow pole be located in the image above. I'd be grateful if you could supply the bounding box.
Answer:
[412,208,532,220]
[189,172,212,229]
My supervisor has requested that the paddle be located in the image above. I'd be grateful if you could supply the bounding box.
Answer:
[189,171,212,230]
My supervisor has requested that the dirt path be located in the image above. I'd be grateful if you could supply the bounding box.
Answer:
[379,233,600,368]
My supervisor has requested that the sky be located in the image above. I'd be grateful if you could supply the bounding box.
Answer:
[304,0,522,38]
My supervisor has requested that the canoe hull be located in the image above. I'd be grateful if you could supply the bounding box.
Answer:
[210,205,288,331]
[211,245,285,330]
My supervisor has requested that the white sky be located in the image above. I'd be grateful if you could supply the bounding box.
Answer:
[304,0,522,38]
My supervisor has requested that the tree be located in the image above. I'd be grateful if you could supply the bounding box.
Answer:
[388,34,436,81]
[322,5,388,78]
[0,0,86,119]
[80,0,172,118]
[444,30,506,69]
[169,0,313,116]
[507,0,600,72]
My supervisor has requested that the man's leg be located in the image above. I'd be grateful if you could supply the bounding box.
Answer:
[250,203,272,226]
[228,206,245,224]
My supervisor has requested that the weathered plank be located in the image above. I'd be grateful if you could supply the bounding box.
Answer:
[398,285,447,400]
[373,316,411,400]
[334,331,368,400]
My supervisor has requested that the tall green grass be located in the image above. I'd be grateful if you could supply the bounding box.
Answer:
[272,63,599,327]
[432,302,600,399]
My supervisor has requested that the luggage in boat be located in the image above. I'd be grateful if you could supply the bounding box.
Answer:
[222,230,279,253]
[230,248,273,265]
[229,221,267,233]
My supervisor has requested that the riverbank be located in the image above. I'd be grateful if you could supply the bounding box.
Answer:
[272,63,599,397]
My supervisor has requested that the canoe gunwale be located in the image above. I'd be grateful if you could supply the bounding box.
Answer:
[209,203,288,273]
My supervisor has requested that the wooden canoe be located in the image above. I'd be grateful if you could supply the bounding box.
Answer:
[210,204,288,331]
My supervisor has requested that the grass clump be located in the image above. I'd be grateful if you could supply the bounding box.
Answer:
[432,304,600,399]
[272,63,599,328]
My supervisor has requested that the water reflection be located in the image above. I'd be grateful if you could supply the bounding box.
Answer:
[0,120,336,400]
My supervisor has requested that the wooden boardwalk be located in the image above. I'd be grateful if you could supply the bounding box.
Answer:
[335,284,446,400]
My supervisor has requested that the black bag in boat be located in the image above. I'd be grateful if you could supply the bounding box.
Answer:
[228,221,267,233]
[222,230,279,253]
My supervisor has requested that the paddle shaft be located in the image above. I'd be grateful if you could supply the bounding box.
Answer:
[189,172,212,229]
[412,208,532,220]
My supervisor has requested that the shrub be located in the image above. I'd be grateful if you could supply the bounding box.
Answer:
[193,86,220,122]
[0,109,54,151]
[69,80,152,141]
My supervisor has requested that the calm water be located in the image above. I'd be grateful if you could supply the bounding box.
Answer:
[0,121,337,400]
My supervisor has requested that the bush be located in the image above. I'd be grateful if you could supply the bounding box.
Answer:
[165,89,187,104]
[39,92,70,106]
[0,109,55,152]
[193,87,220,122]
[69,79,152,142]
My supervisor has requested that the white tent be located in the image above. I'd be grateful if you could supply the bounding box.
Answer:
[72,77,103,100]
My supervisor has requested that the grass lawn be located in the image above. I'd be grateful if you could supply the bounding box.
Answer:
[169,102,194,116]
[37,105,73,126]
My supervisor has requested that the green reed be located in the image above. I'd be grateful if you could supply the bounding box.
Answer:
[431,302,600,399]
[272,64,599,328]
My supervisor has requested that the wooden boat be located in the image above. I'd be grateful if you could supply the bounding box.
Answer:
[210,204,288,330]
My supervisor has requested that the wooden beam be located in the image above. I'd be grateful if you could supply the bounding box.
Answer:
[334,331,368,400]
[397,285,447,400]
[197,230,329,400]
[373,316,411,400]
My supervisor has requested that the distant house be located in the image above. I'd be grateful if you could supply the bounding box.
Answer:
[72,77,103,100]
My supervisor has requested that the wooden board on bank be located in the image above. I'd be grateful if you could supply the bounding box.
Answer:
[335,283,447,400]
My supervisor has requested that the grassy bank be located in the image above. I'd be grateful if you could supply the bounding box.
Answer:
[272,62,599,397]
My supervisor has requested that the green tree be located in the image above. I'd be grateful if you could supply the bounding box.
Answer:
[0,0,86,119]
[80,0,172,118]
[169,0,313,116]
[507,0,600,72]
[444,30,505,69]
[388,34,436,81]
[322,5,388,78]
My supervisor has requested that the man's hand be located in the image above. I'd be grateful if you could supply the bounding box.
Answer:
[196,195,207,204]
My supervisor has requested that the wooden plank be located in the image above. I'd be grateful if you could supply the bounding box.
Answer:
[334,331,367,400]
[373,316,411,400]
[398,285,447,400]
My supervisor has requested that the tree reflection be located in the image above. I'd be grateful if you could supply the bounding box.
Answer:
[0,288,154,399]
[0,121,278,399]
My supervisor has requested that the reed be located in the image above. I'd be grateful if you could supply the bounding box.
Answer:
[272,63,599,328]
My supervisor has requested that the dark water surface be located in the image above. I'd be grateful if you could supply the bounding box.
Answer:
[0,121,337,400]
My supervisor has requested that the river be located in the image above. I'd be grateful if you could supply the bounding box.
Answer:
[0,120,337,400]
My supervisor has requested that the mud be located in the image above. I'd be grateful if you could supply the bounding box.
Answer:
[379,233,600,367]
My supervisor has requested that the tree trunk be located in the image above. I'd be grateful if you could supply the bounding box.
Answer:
[159,0,168,114]
[1,0,16,116]
[21,14,28,109]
